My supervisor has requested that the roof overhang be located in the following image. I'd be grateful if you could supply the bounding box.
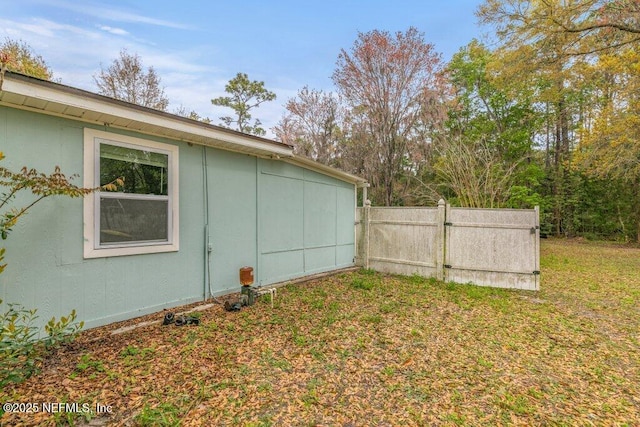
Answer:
[0,71,367,186]
[0,71,293,159]
[284,156,368,186]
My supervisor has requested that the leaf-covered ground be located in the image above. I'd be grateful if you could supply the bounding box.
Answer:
[2,239,639,426]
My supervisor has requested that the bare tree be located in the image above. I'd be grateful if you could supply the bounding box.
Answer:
[173,105,211,124]
[274,87,343,165]
[333,27,447,205]
[434,137,521,208]
[94,49,169,111]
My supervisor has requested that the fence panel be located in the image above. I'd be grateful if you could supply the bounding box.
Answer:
[445,206,540,290]
[364,206,443,278]
[356,202,540,290]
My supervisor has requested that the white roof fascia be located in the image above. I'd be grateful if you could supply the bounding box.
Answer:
[1,73,368,186]
[0,76,293,158]
[284,156,368,186]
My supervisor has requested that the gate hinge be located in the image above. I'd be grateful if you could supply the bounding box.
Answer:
[533,270,541,275]
[444,222,453,226]
[444,264,452,269]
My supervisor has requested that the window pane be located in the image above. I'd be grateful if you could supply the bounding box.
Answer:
[100,197,169,244]
[100,143,169,196]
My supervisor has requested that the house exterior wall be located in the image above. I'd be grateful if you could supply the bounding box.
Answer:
[257,161,356,285]
[206,148,258,296]
[0,107,206,329]
[0,106,357,329]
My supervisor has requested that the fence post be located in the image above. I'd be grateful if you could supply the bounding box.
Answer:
[436,199,446,281]
[534,205,540,291]
[363,199,371,270]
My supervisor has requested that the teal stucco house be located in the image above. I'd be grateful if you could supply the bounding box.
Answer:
[0,71,367,329]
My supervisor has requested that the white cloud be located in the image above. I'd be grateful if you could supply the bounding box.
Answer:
[98,25,129,36]
[0,16,206,88]
[141,51,217,75]
[0,17,98,40]
[40,0,192,30]
[87,7,191,30]
[163,74,224,116]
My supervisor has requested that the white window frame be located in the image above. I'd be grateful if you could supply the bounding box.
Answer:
[83,128,179,258]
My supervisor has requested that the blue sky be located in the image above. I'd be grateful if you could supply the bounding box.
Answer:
[2,0,487,137]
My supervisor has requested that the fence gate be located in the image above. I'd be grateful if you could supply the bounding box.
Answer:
[444,206,539,290]
[357,201,540,291]
[359,206,444,279]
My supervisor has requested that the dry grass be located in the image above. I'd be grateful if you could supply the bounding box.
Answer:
[1,239,639,426]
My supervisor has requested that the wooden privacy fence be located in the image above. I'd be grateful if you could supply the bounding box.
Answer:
[356,200,540,290]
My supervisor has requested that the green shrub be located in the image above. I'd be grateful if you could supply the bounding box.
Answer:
[44,309,83,349]
[0,299,83,387]
[0,154,95,388]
